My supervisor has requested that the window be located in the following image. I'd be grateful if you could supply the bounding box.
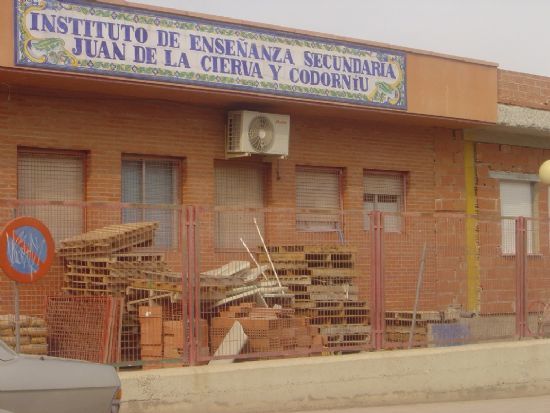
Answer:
[121,157,180,247]
[18,149,85,242]
[215,163,265,249]
[364,171,404,232]
[296,166,342,232]
[500,180,536,254]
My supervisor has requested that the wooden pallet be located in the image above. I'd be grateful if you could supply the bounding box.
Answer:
[257,245,364,334]
[385,310,442,323]
[130,279,182,292]
[58,222,158,257]
[261,245,358,254]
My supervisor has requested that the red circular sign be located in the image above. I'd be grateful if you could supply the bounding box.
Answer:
[0,217,55,284]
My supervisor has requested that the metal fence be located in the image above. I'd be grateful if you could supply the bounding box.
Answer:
[0,200,549,369]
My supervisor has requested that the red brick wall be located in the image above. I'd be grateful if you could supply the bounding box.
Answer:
[0,87,461,316]
[475,143,550,313]
[498,69,550,111]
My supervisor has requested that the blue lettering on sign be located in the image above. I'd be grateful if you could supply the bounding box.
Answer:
[6,226,48,275]
[18,1,407,110]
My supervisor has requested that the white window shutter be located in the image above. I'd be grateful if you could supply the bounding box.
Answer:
[296,167,341,231]
[215,164,265,249]
[499,180,533,254]
[18,151,84,242]
[364,173,403,232]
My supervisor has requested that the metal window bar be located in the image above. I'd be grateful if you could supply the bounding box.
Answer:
[364,172,404,232]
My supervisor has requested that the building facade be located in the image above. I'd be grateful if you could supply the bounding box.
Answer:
[1,0,548,363]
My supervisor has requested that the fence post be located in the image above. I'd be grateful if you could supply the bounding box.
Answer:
[515,217,527,339]
[370,211,384,350]
[186,206,198,365]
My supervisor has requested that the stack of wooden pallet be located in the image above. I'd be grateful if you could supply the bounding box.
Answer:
[0,315,48,355]
[210,303,322,355]
[58,222,160,295]
[58,222,168,361]
[258,245,370,350]
[58,222,158,257]
[385,309,461,347]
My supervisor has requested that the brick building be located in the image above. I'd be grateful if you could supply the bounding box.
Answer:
[1,0,548,360]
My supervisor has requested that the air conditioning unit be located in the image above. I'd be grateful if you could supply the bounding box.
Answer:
[226,110,290,158]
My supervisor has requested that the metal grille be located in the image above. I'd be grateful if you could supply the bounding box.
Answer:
[364,172,403,232]
[226,112,242,152]
[1,200,549,368]
[17,150,84,242]
[296,167,342,232]
[215,163,265,250]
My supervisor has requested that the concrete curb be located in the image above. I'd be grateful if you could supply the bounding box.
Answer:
[119,340,550,413]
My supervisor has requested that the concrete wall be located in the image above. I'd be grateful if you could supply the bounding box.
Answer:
[119,340,550,413]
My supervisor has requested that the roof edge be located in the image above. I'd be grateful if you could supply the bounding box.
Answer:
[96,0,498,68]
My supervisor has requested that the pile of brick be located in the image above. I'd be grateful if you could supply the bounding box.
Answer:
[0,315,48,355]
[139,305,209,368]
[210,303,323,355]
[258,245,370,349]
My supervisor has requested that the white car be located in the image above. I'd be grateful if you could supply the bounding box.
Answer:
[0,339,121,413]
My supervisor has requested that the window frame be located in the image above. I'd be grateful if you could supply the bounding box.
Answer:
[121,154,182,248]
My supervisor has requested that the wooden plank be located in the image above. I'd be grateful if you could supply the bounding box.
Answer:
[309,268,356,277]
[385,310,441,322]
[58,222,159,256]
[130,280,181,292]
[319,325,371,335]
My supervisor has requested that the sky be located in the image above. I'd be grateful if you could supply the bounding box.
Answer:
[133,0,550,77]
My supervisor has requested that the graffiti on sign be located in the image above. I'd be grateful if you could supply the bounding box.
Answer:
[0,217,55,283]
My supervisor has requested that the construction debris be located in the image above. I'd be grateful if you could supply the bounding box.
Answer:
[210,303,322,356]
[138,305,208,368]
[58,222,178,362]
[209,321,248,364]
